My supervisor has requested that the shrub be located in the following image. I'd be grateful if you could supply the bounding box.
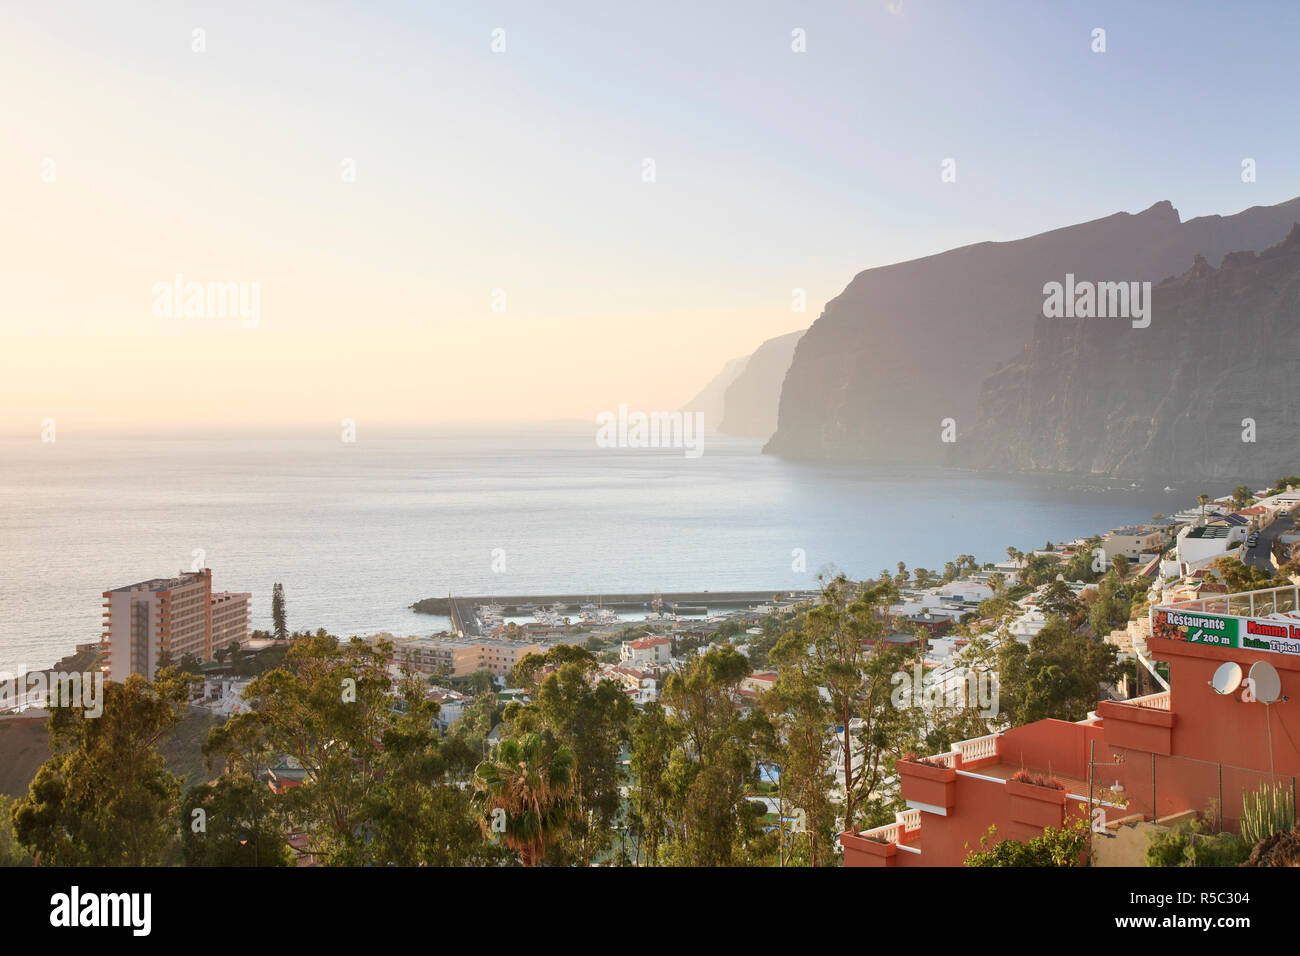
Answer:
[900,751,950,769]
[1145,819,1249,867]
[1011,769,1064,790]
[965,820,1089,867]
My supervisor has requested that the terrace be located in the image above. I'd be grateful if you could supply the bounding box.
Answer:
[846,584,1300,866]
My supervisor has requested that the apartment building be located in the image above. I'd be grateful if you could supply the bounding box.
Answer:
[1101,525,1168,563]
[620,635,672,666]
[842,581,1300,867]
[211,590,253,657]
[388,635,544,678]
[102,570,250,683]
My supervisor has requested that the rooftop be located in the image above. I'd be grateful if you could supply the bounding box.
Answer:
[106,570,209,594]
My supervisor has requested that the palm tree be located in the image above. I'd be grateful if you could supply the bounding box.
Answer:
[473,733,574,866]
[1198,494,1210,519]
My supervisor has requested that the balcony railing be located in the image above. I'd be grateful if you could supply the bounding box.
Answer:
[954,733,999,764]
[1158,583,1300,618]
[1125,690,1170,710]
[858,808,923,846]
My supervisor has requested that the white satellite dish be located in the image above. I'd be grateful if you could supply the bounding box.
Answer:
[1248,660,1282,704]
[1211,661,1243,696]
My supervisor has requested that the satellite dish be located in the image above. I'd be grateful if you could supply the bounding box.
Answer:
[1211,661,1243,696]
[1248,661,1282,704]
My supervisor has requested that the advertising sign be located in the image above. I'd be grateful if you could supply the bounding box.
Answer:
[1153,608,1300,656]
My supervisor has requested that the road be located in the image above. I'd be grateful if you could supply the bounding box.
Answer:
[1243,513,1297,572]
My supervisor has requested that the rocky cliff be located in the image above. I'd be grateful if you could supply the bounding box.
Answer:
[717,329,804,438]
[958,225,1300,482]
[764,197,1300,465]
[681,353,749,430]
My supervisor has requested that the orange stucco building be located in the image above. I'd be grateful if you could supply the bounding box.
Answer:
[843,582,1300,866]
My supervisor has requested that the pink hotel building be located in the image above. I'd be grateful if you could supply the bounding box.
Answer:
[102,569,250,683]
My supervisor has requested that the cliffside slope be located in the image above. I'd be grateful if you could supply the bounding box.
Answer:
[959,225,1300,481]
[764,197,1300,465]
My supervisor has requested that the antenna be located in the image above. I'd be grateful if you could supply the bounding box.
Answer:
[1210,661,1243,696]
[1248,660,1282,704]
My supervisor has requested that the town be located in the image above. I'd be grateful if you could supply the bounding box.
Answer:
[5,477,1300,869]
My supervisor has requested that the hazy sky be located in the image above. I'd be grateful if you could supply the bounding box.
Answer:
[2,0,1298,435]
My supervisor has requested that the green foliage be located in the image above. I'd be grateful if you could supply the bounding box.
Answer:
[1038,580,1081,621]
[13,671,191,865]
[643,646,775,866]
[1145,819,1250,867]
[1209,556,1274,594]
[1267,476,1300,496]
[763,634,839,866]
[965,819,1089,867]
[271,582,287,641]
[503,650,633,865]
[996,618,1122,725]
[473,732,574,866]
[628,701,681,866]
[0,795,34,867]
[181,775,292,866]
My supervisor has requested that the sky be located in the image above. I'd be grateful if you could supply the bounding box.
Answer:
[2,0,1298,435]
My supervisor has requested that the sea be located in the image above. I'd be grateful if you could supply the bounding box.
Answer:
[0,422,1189,675]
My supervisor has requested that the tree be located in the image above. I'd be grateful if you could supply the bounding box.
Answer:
[181,775,292,866]
[781,575,908,833]
[503,648,633,865]
[0,795,34,867]
[1038,579,1081,621]
[473,732,574,866]
[996,619,1123,725]
[658,646,772,866]
[271,583,287,641]
[628,701,681,865]
[13,671,191,866]
[462,669,496,695]
[241,633,396,865]
[1198,494,1210,519]
[1208,555,1273,593]
[368,671,495,866]
[1232,486,1254,510]
[764,638,839,866]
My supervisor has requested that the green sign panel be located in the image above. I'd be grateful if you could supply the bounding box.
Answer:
[1154,610,1240,648]
[1155,608,1300,656]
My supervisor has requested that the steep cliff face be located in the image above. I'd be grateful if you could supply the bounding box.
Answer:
[717,329,804,438]
[958,225,1300,482]
[764,197,1300,463]
[681,353,749,429]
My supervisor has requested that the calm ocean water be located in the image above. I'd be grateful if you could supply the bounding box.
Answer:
[0,423,1184,674]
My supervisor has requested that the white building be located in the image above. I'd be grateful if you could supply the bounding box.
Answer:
[620,635,672,666]
[1175,521,1247,571]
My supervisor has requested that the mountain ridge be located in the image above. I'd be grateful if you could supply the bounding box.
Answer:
[763,196,1300,467]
